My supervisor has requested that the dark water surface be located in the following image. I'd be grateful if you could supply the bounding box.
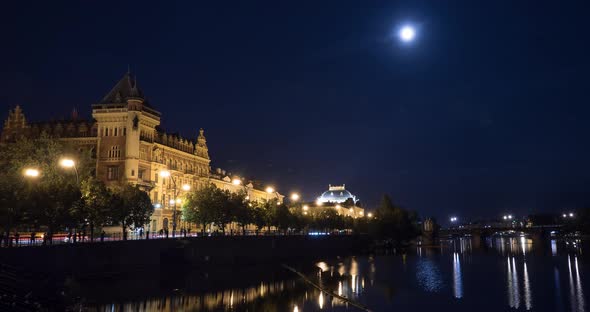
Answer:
[84,237,588,311]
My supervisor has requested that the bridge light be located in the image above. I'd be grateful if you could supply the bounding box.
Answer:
[569,212,574,218]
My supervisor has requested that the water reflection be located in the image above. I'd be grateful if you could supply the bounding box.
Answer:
[568,255,586,312]
[85,237,587,312]
[507,256,521,309]
[453,252,463,299]
[523,262,532,310]
[416,258,443,292]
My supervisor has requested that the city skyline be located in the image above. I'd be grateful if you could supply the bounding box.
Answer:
[1,1,589,221]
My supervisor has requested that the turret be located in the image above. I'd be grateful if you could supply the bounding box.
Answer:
[1,105,28,142]
[195,128,209,159]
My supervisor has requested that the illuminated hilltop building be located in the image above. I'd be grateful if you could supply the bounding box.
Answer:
[1,72,283,231]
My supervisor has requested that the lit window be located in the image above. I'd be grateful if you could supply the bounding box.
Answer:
[107,166,119,180]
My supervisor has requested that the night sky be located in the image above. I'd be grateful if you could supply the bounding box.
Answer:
[1,1,589,223]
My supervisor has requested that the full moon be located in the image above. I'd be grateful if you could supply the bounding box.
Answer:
[399,26,416,42]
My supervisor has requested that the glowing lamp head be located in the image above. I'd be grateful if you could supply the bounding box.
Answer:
[290,193,300,201]
[182,184,191,191]
[160,170,171,178]
[316,200,323,206]
[335,204,341,209]
[23,168,40,178]
[399,25,416,42]
[169,199,175,205]
[367,213,373,218]
[303,205,309,211]
[232,179,241,185]
[265,187,274,194]
[569,213,574,217]
[60,158,75,168]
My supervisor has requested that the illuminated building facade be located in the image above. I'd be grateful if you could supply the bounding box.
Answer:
[313,184,364,218]
[1,72,283,231]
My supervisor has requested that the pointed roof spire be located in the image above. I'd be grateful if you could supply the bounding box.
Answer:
[99,72,146,105]
[71,107,78,120]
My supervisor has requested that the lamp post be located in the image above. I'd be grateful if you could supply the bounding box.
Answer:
[59,158,79,184]
[160,169,191,238]
[160,170,176,237]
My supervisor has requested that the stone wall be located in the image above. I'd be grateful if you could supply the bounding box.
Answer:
[0,235,370,278]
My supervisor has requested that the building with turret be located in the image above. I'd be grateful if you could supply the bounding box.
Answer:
[1,72,283,232]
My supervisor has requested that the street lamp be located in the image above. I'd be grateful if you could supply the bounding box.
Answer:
[316,200,323,206]
[182,184,191,191]
[232,179,241,186]
[367,212,373,218]
[265,186,274,193]
[302,205,309,211]
[23,168,40,178]
[450,217,458,222]
[290,193,300,201]
[160,169,182,237]
[59,158,79,184]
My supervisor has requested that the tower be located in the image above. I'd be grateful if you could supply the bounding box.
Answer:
[195,128,209,160]
[1,105,28,142]
[92,72,161,184]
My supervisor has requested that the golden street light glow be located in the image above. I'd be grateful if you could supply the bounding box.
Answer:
[160,170,171,178]
[265,186,274,193]
[359,211,364,216]
[335,204,341,209]
[367,212,373,218]
[182,184,191,191]
[169,199,175,205]
[60,158,75,168]
[316,200,323,206]
[290,193,300,201]
[23,168,40,178]
[303,205,309,211]
[303,211,308,215]
[232,179,241,185]
[176,198,182,204]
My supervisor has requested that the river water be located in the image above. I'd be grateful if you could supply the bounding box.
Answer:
[84,237,588,311]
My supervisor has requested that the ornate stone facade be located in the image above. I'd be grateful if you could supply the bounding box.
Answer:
[1,72,282,231]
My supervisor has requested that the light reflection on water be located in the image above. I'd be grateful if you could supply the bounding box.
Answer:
[416,258,444,292]
[453,252,463,299]
[86,237,586,312]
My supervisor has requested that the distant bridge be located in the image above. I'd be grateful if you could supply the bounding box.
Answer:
[439,224,564,240]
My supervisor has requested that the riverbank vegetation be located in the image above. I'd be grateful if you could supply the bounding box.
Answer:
[0,136,152,243]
